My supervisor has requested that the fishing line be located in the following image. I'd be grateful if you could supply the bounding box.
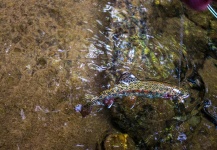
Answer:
[178,10,184,88]
[207,4,217,19]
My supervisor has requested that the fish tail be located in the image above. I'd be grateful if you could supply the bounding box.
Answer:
[80,102,93,117]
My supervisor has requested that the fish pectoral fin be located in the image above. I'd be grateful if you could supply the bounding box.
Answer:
[130,102,136,109]
[104,97,115,108]
[129,95,137,109]
[107,101,114,108]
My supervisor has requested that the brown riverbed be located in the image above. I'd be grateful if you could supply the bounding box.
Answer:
[0,0,114,149]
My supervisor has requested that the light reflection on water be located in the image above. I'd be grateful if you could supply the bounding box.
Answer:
[85,0,217,149]
[100,1,189,82]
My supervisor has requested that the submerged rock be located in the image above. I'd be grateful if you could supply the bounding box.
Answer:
[100,0,214,148]
[96,131,137,150]
[103,133,136,150]
[109,88,204,148]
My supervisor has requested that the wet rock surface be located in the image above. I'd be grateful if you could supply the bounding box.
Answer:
[108,89,202,149]
[97,132,136,150]
[103,0,217,149]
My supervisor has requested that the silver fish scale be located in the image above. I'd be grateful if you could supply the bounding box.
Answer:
[89,80,189,106]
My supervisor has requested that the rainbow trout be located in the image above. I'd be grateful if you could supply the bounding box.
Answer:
[79,73,189,117]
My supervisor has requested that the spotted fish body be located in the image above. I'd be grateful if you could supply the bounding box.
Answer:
[80,77,189,117]
[101,81,187,101]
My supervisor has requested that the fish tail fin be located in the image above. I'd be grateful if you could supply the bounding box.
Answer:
[80,102,93,117]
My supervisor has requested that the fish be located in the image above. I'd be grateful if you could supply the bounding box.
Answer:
[79,72,190,117]
[182,0,212,11]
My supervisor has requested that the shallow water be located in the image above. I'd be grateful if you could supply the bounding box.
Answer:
[0,0,113,149]
[0,0,217,149]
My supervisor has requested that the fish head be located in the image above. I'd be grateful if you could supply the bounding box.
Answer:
[181,89,190,99]
[177,87,190,99]
[178,88,190,103]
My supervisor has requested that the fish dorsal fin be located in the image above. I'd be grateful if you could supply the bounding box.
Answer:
[118,72,138,84]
